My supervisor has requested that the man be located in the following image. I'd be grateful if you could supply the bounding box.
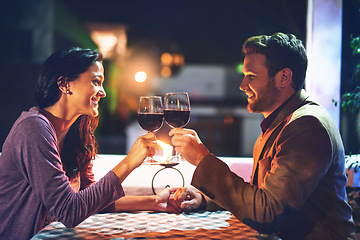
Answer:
[169,33,356,239]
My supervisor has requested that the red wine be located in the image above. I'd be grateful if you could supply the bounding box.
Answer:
[164,110,190,128]
[137,113,164,132]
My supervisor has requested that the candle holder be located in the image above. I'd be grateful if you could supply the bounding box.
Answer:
[151,162,185,195]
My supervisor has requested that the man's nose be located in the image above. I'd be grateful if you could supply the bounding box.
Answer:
[239,77,247,91]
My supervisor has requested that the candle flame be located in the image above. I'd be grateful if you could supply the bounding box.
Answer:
[157,140,173,162]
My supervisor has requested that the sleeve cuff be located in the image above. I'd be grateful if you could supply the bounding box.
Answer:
[106,170,125,199]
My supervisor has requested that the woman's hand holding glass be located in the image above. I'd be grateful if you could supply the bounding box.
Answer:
[126,132,158,168]
[137,96,164,164]
[112,132,157,182]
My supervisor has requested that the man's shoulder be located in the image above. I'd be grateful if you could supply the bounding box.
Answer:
[292,100,330,122]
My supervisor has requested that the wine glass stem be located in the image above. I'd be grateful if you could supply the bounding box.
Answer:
[175,151,181,161]
[143,131,155,165]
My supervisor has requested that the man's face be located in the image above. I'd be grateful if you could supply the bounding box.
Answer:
[240,53,280,117]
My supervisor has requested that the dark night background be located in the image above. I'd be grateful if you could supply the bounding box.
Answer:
[61,0,307,65]
[1,0,360,155]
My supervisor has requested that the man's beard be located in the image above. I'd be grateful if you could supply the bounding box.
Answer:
[247,78,280,114]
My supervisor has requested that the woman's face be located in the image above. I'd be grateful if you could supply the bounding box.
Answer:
[67,61,106,118]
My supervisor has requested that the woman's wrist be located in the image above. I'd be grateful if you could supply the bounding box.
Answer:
[112,157,134,182]
[114,195,156,212]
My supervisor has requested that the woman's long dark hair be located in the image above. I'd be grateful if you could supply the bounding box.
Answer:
[34,47,103,179]
[61,115,99,179]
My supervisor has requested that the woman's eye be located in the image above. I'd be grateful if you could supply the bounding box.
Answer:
[93,80,101,86]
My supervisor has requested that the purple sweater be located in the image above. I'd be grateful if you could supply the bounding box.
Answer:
[0,107,125,240]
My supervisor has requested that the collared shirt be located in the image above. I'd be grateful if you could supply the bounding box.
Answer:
[260,93,296,134]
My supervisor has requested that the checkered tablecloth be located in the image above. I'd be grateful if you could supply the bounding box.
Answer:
[31,211,281,239]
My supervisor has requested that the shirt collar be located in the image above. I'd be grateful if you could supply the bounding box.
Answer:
[260,93,296,134]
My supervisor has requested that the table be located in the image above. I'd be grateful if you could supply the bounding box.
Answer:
[31,211,281,239]
[93,155,254,196]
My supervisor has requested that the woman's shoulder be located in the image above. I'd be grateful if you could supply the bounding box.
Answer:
[16,107,50,125]
[11,107,54,136]
[2,107,58,157]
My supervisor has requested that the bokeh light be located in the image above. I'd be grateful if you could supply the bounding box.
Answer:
[161,53,173,66]
[160,66,172,77]
[135,71,147,83]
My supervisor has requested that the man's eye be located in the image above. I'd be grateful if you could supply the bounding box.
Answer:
[248,75,255,80]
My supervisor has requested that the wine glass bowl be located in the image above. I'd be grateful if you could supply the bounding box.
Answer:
[137,96,164,164]
[137,110,164,133]
[163,108,190,128]
[164,93,191,128]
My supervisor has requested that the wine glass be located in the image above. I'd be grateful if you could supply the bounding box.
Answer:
[137,96,164,164]
[164,92,191,162]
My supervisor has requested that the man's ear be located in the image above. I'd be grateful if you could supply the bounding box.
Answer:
[276,68,293,89]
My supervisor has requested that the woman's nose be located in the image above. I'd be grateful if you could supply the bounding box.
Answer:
[99,86,106,98]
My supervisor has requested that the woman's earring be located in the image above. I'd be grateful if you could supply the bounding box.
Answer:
[66,90,72,95]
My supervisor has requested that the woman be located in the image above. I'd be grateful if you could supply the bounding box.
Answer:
[0,47,176,240]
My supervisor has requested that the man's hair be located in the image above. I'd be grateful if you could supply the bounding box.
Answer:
[242,32,308,91]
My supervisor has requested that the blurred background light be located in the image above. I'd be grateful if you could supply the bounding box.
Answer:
[90,31,118,58]
[236,63,244,75]
[173,54,185,66]
[161,53,173,66]
[161,66,172,78]
[135,71,147,83]
[87,24,128,61]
